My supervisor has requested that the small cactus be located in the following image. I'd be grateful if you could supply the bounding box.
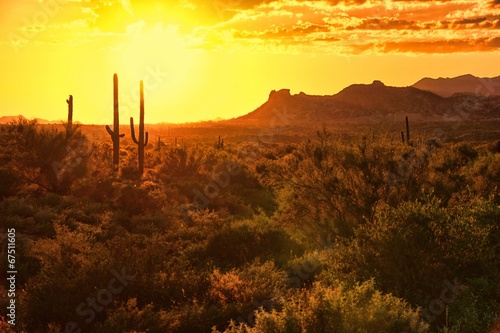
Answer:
[401,116,411,145]
[130,80,149,174]
[216,135,224,149]
[105,74,125,172]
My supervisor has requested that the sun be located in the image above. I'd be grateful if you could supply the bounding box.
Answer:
[114,21,202,122]
[119,22,195,82]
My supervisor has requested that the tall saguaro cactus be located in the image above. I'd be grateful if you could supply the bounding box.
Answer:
[130,80,149,174]
[66,95,73,134]
[106,74,125,171]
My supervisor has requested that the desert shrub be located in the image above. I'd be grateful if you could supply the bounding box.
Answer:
[320,196,454,305]
[442,277,499,333]
[461,150,500,204]
[103,233,212,308]
[284,250,331,289]
[120,164,143,180]
[0,168,22,199]
[439,199,500,280]
[159,147,203,180]
[321,196,500,330]
[207,261,287,330]
[93,298,168,333]
[171,301,226,333]
[209,191,255,218]
[427,143,499,204]
[0,119,90,193]
[22,223,113,330]
[71,172,116,202]
[0,196,35,218]
[267,129,435,238]
[0,196,56,237]
[202,219,303,269]
[0,232,41,287]
[112,181,157,216]
[128,213,172,234]
[216,280,427,333]
[209,261,286,308]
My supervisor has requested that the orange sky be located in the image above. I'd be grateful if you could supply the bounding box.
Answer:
[1,0,500,124]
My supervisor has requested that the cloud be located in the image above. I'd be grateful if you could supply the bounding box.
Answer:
[381,36,500,53]
[4,0,500,54]
[192,0,500,54]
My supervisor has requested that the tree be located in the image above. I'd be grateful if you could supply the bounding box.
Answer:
[0,118,91,193]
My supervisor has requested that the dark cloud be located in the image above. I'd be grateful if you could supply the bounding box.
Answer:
[381,37,500,53]
[326,0,368,4]
[456,17,487,24]
[451,16,500,29]
[346,18,422,30]
[486,36,500,47]
[345,16,500,31]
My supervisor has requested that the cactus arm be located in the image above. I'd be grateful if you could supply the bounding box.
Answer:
[144,132,149,146]
[106,125,125,138]
[106,125,114,136]
[130,117,139,144]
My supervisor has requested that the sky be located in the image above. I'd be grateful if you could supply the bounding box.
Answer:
[1,0,500,124]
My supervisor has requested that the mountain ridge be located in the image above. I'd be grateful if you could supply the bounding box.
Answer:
[228,76,500,127]
[412,74,500,97]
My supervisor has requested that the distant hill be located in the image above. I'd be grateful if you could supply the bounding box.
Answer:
[228,80,500,127]
[412,74,500,98]
[0,115,57,125]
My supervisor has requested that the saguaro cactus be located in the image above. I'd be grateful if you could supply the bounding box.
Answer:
[106,74,125,171]
[66,95,73,134]
[130,80,149,174]
[216,135,224,149]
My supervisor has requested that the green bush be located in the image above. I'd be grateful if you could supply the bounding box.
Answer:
[216,280,427,333]
[93,298,168,333]
[203,219,303,269]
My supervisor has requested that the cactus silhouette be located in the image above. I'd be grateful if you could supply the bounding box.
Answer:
[130,80,149,174]
[66,95,73,134]
[105,74,125,172]
[216,135,224,149]
[401,131,405,144]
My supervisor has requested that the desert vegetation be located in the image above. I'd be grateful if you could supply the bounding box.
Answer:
[0,116,499,333]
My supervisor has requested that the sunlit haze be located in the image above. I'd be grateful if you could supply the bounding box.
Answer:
[1,0,500,124]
